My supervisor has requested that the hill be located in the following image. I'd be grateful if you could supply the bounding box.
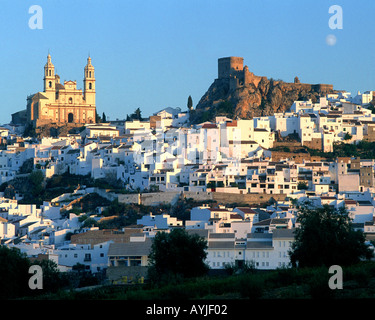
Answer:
[191,56,337,123]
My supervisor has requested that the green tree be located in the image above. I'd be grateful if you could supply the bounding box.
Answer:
[23,123,36,138]
[102,112,107,122]
[81,217,98,229]
[215,101,234,117]
[19,158,34,174]
[343,132,352,140]
[187,95,193,110]
[297,181,308,190]
[0,246,31,299]
[290,204,373,268]
[29,169,45,198]
[148,228,208,283]
[34,259,66,293]
[95,110,102,123]
[0,246,69,299]
[126,108,143,121]
[132,108,142,120]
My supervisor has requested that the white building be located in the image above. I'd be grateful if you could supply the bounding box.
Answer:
[137,213,183,229]
[0,217,15,241]
[54,240,113,273]
[206,229,295,270]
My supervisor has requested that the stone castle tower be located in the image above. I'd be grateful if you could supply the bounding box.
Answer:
[26,54,96,127]
[217,56,265,90]
[217,56,333,93]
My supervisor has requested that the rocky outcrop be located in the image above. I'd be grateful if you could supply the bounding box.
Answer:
[193,75,336,122]
[33,123,84,138]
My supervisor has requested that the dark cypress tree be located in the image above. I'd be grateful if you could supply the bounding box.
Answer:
[187,95,193,110]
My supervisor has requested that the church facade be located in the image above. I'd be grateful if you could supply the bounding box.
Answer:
[26,54,96,127]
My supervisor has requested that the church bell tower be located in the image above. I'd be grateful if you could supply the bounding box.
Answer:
[83,56,96,106]
[43,53,55,99]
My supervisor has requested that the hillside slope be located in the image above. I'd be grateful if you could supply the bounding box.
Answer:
[192,73,336,123]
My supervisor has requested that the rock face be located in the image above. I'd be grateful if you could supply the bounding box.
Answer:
[192,57,336,122]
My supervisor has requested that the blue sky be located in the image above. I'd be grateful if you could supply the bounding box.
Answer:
[0,0,374,125]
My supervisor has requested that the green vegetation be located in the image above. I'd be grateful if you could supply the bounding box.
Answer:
[297,181,308,190]
[187,95,193,110]
[2,172,131,206]
[0,246,31,299]
[272,139,375,161]
[343,132,352,140]
[366,103,375,114]
[215,101,234,118]
[97,199,144,228]
[126,107,143,121]
[4,201,375,300]
[29,169,45,200]
[148,229,208,284]
[290,204,373,268]
[0,245,67,299]
[23,123,36,138]
[307,140,375,159]
[189,100,234,124]
[27,261,375,300]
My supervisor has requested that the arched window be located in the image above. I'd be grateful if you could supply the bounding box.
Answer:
[89,71,92,78]
[89,83,92,90]
[49,70,51,76]
[48,81,52,88]
[68,97,73,104]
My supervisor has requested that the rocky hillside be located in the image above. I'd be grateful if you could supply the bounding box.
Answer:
[191,76,336,123]
[23,122,85,138]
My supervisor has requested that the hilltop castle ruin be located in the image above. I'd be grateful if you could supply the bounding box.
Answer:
[217,56,333,93]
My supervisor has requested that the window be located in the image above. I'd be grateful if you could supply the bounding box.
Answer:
[49,81,52,88]
[89,82,92,90]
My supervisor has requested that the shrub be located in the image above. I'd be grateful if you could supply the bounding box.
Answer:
[239,275,264,299]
